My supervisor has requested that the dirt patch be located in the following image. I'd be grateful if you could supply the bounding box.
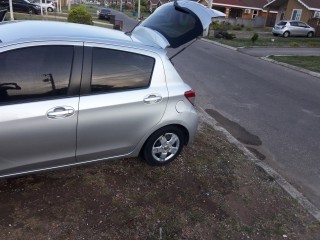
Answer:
[0,123,319,239]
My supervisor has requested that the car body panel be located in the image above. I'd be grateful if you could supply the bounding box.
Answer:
[0,20,199,178]
[76,43,169,162]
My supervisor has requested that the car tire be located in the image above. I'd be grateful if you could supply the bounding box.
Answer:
[307,32,314,38]
[283,31,290,38]
[142,126,184,166]
[47,7,53,12]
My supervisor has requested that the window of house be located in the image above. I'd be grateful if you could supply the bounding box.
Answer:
[252,10,258,19]
[291,9,302,21]
[91,48,155,93]
[0,46,74,104]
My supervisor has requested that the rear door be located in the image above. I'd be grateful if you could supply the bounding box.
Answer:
[76,44,168,162]
[0,42,82,177]
[131,0,225,49]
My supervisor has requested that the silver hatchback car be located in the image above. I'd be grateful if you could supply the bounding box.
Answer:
[0,1,219,178]
[272,20,315,38]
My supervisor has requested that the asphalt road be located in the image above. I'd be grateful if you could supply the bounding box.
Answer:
[169,40,320,209]
[108,9,138,32]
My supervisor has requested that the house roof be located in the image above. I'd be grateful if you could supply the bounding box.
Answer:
[298,0,320,10]
[201,0,269,10]
[264,0,320,10]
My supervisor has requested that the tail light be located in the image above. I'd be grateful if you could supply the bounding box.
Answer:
[52,2,56,6]
[184,90,196,106]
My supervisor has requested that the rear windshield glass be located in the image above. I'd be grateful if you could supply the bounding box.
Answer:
[277,21,287,26]
[101,9,110,13]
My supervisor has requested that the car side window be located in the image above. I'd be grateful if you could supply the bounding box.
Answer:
[298,22,306,27]
[91,48,155,93]
[290,22,298,27]
[0,46,74,104]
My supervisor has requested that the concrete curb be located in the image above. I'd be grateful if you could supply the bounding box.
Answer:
[201,38,238,51]
[197,106,320,222]
[261,56,320,78]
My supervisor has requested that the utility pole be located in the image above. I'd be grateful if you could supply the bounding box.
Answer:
[9,0,14,20]
[137,0,140,19]
[204,0,213,36]
[40,0,43,15]
[68,0,71,11]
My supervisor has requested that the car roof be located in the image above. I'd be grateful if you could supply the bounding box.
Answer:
[0,21,166,53]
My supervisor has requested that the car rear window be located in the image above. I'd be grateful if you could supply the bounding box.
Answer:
[277,21,287,26]
[91,48,155,93]
[101,9,110,13]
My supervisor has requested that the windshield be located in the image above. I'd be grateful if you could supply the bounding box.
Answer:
[141,3,202,48]
[277,21,287,26]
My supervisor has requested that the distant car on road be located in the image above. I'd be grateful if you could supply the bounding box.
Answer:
[31,0,56,12]
[272,20,315,38]
[0,0,41,14]
[97,8,111,20]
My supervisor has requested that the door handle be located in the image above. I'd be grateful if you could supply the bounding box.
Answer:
[47,106,75,119]
[143,94,162,104]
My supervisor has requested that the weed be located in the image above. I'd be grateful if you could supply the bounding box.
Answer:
[232,25,243,31]
[289,42,300,47]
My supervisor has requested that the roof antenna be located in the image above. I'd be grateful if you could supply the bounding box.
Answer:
[125,20,142,36]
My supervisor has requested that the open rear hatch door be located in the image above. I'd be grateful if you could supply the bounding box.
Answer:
[131,0,225,49]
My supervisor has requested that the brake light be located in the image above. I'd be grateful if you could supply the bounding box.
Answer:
[52,2,56,6]
[184,90,196,106]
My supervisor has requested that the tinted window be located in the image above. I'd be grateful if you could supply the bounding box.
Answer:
[91,48,154,93]
[277,21,287,26]
[0,46,74,104]
[101,9,110,13]
[297,22,307,27]
[290,22,298,26]
[141,3,202,48]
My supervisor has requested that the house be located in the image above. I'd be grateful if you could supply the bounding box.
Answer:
[264,0,320,36]
[147,0,169,12]
[198,0,277,27]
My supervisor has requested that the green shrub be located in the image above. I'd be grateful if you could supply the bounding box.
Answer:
[68,5,93,25]
[215,31,236,40]
[245,27,253,31]
[232,25,242,31]
[289,42,300,47]
[251,33,259,43]
[211,21,223,30]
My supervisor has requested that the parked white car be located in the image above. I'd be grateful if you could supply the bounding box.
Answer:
[272,20,315,38]
[31,0,56,12]
[0,1,224,178]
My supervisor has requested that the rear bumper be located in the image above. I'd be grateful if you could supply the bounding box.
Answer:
[272,28,285,35]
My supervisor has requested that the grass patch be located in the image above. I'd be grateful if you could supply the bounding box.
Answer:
[0,122,319,239]
[268,56,320,73]
[207,30,320,48]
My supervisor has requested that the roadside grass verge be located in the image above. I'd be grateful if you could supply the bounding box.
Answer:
[268,56,320,73]
[0,122,319,239]
[206,30,320,48]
